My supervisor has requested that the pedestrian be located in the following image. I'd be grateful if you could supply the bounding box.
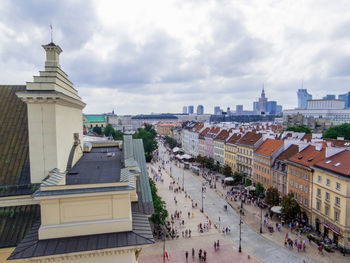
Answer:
[189,229,191,238]
[217,240,220,249]
[203,250,207,262]
[185,251,188,261]
[199,249,202,261]
[192,248,195,259]
[214,241,217,251]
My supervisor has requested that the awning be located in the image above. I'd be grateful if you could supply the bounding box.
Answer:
[181,154,192,160]
[245,185,255,191]
[270,206,282,214]
[176,154,183,159]
[322,222,343,238]
[224,177,234,182]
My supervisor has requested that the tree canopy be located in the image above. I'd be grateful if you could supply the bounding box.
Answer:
[223,164,233,177]
[255,182,265,196]
[265,187,280,206]
[149,178,168,226]
[92,126,102,135]
[281,193,301,220]
[286,125,311,134]
[323,123,350,140]
[164,136,178,149]
[133,125,158,162]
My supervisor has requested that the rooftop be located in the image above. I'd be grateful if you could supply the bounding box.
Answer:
[84,114,106,123]
[132,114,178,119]
[288,145,325,167]
[314,150,350,177]
[277,144,299,161]
[66,146,122,185]
[226,133,241,145]
[237,132,262,146]
[256,139,284,156]
[214,129,230,141]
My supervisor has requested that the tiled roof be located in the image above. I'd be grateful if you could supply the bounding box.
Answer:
[8,211,154,260]
[0,86,37,197]
[237,132,262,146]
[0,205,40,248]
[277,145,299,160]
[214,130,230,141]
[84,114,106,123]
[190,122,204,132]
[226,133,241,145]
[314,150,350,177]
[324,138,350,148]
[288,145,325,167]
[199,127,210,138]
[256,139,284,156]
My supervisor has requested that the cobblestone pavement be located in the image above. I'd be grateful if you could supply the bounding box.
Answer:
[155,143,319,263]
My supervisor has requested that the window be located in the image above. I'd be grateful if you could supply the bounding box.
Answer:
[290,168,293,174]
[299,172,303,179]
[299,195,302,203]
[318,175,322,183]
[325,205,329,216]
[334,210,339,222]
[295,170,298,177]
[336,182,340,190]
[290,179,293,186]
[326,179,330,186]
[294,192,297,200]
[305,173,309,181]
[335,197,340,206]
[299,184,303,191]
[325,192,330,201]
[316,201,321,210]
[305,186,308,193]
[295,182,298,188]
[317,188,321,197]
[304,198,308,206]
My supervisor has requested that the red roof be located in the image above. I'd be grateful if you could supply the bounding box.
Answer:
[199,127,210,138]
[237,132,262,146]
[255,139,284,156]
[314,150,350,177]
[226,133,241,145]
[214,130,230,141]
[277,145,299,160]
[288,145,326,167]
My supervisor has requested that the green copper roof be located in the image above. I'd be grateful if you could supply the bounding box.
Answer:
[84,115,105,122]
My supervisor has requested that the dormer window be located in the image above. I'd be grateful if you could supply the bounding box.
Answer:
[334,162,341,167]
[325,160,332,164]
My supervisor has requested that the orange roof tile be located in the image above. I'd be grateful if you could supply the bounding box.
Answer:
[214,130,230,141]
[288,145,326,167]
[226,133,241,145]
[237,132,262,146]
[199,127,210,138]
[277,145,299,160]
[255,139,284,156]
[314,150,350,177]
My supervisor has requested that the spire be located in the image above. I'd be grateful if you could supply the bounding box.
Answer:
[261,83,265,98]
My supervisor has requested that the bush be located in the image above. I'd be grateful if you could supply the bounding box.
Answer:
[323,123,350,140]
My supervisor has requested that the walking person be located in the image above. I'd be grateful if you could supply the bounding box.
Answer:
[192,248,195,259]
[185,251,188,262]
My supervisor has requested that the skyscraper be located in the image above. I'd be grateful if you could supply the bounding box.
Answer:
[253,101,259,112]
[188,105,194,114]
[182,106,187,114]
[267,101,277,115]
[214,106,222,115]
[258,88,268,113]
[197,105,204,114]
[236,105,243,114]
[297,89,312,109]
[338,92,350,108]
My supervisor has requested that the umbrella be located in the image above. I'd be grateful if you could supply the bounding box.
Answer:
[271,206,282,214]
[224,177,234,182]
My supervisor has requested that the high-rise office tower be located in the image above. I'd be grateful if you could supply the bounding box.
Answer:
[267,101,277,115]
[297,89,312,109]
[197,105,204,115]
[236,105,243,114]
[182,106,187,114]
[258,88,268,113]
[338,92,350,108]
[188,105,194,114]
[214,106,221,115]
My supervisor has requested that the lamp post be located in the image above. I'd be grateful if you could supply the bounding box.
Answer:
[201,185,204,213]
[260,203,263,234]
[162,225,166,263]
[239,200,242,253]
[182,166,185,190]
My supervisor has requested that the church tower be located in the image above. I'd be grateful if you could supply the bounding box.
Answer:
[17,42,86,183]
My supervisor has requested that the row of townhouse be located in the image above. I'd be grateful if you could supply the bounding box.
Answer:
[172,121,350,251]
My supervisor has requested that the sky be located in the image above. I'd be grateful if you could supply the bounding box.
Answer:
[1,0,350,115]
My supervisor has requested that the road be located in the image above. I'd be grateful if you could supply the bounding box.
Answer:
[159,143,316,263]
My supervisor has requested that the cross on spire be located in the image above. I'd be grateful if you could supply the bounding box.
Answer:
[50,24,53,43]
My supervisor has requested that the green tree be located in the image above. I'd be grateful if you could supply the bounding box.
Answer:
[205,157,214,170]
[245,178,252,187]
[223,164,233,177]
[133,126,158,162]
[92,126,102,135]
[103,124,114,137]
[213,163,221,172]
[255,182,265,196]
[233,172,242,185]
[164,136,178,149]
[145,123,157,138]
[112,130,124,140]
[323,123,350,140]
[286,125,312,134]
[281,193,301,220]
[149,178,168,226]
[265,187,281,206]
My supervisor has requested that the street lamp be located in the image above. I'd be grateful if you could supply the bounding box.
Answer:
[239,200,242,253]
[201,186,204,213]
[182,166,185,190]
[161,225,166,263]
[260,203,263,234]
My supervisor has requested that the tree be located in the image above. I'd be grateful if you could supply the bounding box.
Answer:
[133,126,158,162]
[286,125,312,134]
[103,124,114,137]
[112,130,124,140]
[205,157,214,170]
[281,193,301,220]
[213,163,220,172]
[223,165,233,177]
[92,126,102,135]
[323,123,350,140]
[245,178,252,187]
[164,136,178,149]
[233,172,242,185]
[149,178,168,226]
[265,187,281,206]
[255,182,265,196]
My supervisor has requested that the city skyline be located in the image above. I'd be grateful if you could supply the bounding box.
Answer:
[1,0,350,115]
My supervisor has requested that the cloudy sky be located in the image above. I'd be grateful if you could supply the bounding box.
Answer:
[1,0,350,115]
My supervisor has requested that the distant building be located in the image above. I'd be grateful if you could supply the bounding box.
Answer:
[214,106,222,115]
[83,114,107,129]
[258,88,268,113]
[323,94,336,100]
[236,105,243,114]
[188,105,194,114]
[267,101,277,115]
[182,106,187,114]
[297,89,312,109]
[197,105,204,115]
[338,92,350,108]
[276,105,283,114]
[156,122,179,136]
[226,107,231,115]
[283,113,332,133]
[253,101,259,112]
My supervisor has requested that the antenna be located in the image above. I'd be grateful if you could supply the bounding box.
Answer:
[50,24,53,43]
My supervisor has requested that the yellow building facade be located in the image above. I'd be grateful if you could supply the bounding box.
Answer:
[311,150,350,251]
